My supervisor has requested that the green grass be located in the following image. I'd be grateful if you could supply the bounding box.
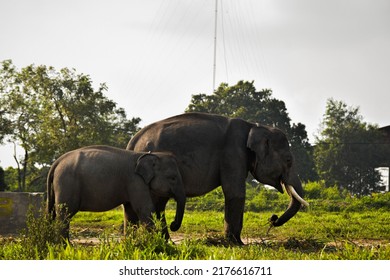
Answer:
[1,208,390,260]
[1,186,390,260]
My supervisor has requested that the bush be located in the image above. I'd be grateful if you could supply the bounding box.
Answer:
[345,192,390,212]
[246,185,288,212]
[322,186,342,200]
[18,204,67,259]
[172,181,389,213]
[120,222,179,259]
[304,181,325,199]
[183,187,225,211]
[304,181,346,200]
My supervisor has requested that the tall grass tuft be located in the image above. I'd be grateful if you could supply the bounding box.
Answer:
[120,222,178,259]
[18,204,67,259]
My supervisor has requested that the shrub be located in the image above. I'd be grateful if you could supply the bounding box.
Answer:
[18,204,67,259]
[345,192,390,212]
[183,187,225,211]
[246,185,287,212]
[322,186,342,200]
[304,181,325,199]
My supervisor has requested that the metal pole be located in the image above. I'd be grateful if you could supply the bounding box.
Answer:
[212,0,218,93]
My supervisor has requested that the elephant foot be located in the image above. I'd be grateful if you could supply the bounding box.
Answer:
[163,229,171,241]
[226,232,244,246]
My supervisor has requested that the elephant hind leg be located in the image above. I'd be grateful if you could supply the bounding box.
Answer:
[55,204,76,242]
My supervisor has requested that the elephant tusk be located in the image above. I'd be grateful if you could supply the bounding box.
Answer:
[282,182,309,207]
[288,184,309,207]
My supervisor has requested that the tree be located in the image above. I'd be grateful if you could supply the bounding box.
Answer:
[2,167,18,192]
[289,123,318,182]
[0,60,141,191]
[186,80,318,182]
[0,167,7,191]
[0,111,12,144]
[314,99,386,195]
[187,81,292,132]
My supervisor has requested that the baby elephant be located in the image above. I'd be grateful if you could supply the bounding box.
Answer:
[46,145,186,240]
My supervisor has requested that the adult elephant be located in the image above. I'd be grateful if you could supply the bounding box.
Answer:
[46,145,186,240]
[127,112,308,244]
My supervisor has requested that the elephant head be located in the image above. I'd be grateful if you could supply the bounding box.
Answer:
[247,124,308,227]
[135,153,186,231]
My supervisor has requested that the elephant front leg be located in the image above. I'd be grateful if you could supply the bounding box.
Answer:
[221,163,247,245]
[128,193,155,230]
[152,195,170,241]
[224,196,245,245]
[123,202,139,234]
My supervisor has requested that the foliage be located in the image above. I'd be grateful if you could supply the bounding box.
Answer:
[0,96,12,144]
[179,181,390,214]
[182,183,292,213]
[185,80,318,182]
[314,99,389,195]
[303,181,324,199]
[0,60,141,191]
[185,187,225,211]
[2,165,49,192]
[289,123,318,182]
[304,181,346,200]
[0,166,7,191]
[1,205,67,260]
[2,167,18,191]
[245,185,287,212]
[187,81,291,131]
[344,192,390,212]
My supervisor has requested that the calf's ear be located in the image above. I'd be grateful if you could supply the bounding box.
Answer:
[135,154,158,184]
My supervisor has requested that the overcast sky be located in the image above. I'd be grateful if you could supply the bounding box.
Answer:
[1,0,389,167]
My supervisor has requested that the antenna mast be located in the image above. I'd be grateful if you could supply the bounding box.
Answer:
[212,0,218,93]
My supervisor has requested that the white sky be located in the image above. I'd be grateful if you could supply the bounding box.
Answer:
[1,0,389,168]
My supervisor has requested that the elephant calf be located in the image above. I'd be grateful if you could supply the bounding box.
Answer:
[46,145,186,240]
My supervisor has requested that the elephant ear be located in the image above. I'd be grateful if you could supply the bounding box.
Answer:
[247,125,270,161]
[135,153,158,184]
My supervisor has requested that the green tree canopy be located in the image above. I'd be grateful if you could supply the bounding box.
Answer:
[0,167,7,191]
[186,80,318,182]
[314,98,387,195]
[187,81,291,132]
[0,60,140,191]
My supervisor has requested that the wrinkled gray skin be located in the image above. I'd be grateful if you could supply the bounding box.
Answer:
[46,145,186,240]
[127,112,304,245]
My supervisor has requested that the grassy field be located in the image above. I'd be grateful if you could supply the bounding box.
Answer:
[1,185,390,260]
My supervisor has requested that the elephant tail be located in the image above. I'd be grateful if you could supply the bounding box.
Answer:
[46,162,57,221]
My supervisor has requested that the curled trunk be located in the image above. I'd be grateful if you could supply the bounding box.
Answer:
[169,185,186,231]
[169,197,186,231]
[271,170,308,227]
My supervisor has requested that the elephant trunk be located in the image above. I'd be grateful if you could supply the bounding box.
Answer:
[271,171,308,227]
[169,184,186,232]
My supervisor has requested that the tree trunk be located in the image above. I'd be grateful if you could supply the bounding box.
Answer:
[22,149,28,192]
[13,143,22,192]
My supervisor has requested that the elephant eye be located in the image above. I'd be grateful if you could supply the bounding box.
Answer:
[168,176,177,183]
